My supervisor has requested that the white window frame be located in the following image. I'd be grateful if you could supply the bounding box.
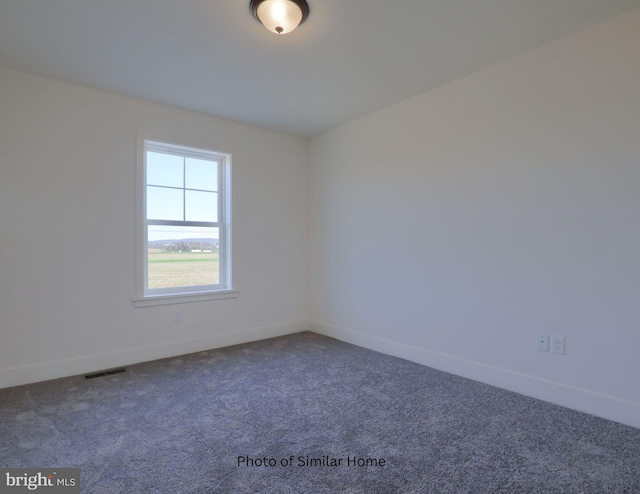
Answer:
[133,134,237,307]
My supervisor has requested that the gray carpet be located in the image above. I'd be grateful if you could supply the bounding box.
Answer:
[1,332,639,493]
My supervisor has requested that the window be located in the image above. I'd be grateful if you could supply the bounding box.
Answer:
[134,137,236,307]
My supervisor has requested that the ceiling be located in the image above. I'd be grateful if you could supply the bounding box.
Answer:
[0,0,638,137]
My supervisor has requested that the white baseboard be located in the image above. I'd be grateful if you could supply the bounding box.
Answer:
[0,320,309,389]
[309,321,640,430]
[4,319,638,431]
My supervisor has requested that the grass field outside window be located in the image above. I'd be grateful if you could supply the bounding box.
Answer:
[147,250,219,289]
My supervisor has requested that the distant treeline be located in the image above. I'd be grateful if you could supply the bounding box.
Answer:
[149,238,219,252]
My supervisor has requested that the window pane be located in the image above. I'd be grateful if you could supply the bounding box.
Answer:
[185,190,218,222]
[147,226,220,288]
[185,157,218,191]
[147,186,183,221]
[147,151,183,188]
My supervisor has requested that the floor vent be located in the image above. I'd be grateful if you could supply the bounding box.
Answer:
[84,368,128,380]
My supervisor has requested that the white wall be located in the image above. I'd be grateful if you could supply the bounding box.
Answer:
[309,8,640,429]
[0,67,309,387]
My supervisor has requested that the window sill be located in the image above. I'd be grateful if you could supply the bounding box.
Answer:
[133,289,239,308]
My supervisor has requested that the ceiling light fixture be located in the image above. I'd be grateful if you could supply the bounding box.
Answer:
[250,0,309,35]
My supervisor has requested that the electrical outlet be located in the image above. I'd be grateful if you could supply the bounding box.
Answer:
[174,310,182,323]
[536,334,549,352]
[551,335,565,355]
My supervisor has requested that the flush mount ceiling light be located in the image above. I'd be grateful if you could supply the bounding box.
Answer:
[250,0,309,35]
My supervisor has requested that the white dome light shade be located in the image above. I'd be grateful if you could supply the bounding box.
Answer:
[251,0,309,34]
